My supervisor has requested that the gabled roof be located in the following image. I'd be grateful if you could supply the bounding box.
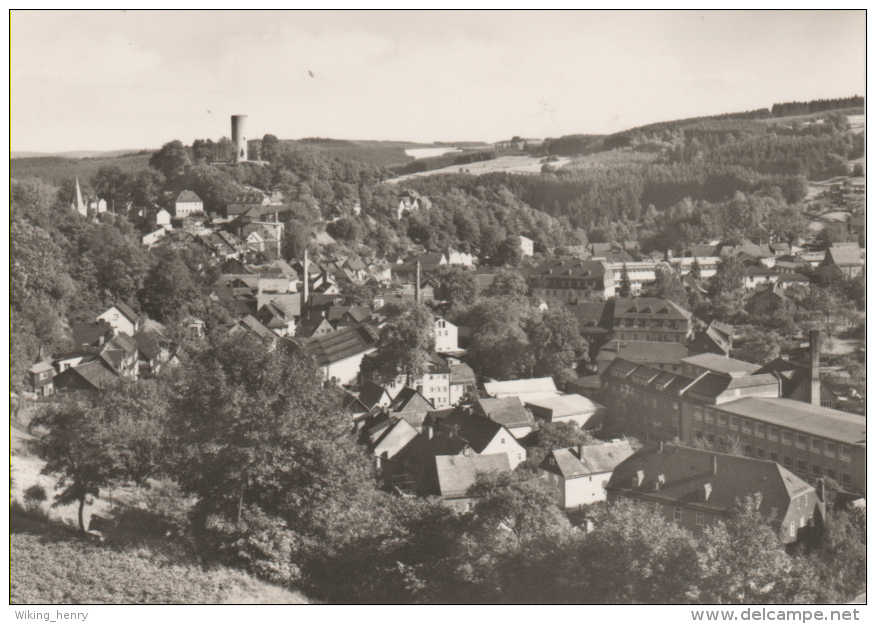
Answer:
[358,379,393,410]
[373,418,420,459]
[133,330,162,361]
[565,302,612,330]
[483,377,558,399]
[107,332,138,355]
[531,257,609,279]
[614,298,692,320]
[106,301,140,324]
[176,190,202,203]
[683,372,778,401]
[541,440,634,478]
[29,360,54,375]
[824,245,862,267]
[430,454,511,498]
[326,306,372,324]
[449,361,476,385]
[66,360,119,390]
[304,324,380,367]
[430,409,508,454]
[524,393,603,417]
[392,386,435,413]
[474,397,534,429]
[608,444,816,521]
[716,397,865,444]
[71,320,114,349]
[231,315,276,341]
[681,353,760,376]
[598,340,689,365]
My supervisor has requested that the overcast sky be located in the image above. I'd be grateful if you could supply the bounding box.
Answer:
[11,10,866,153]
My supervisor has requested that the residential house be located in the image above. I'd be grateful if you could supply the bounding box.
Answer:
[473,397,536,439]
[606,261,659,295]
[133,329,164,376]
[54,360,119,395]
[97,302,141,336]
[71,320,114,350]
[820,244,863,278]
[425,408,527,470]
[434,317,458,352]
[607,444,824,544]
[142,228,166,248]
[744,265,780,291]
[518,235,535,257]
[174,190,204,218]
[529,257,616,304]
[28,361,56,397]
[539,440,635,508]
[419,454,511,511]
[612,298,694,344]
[304,324,380,385]
[389,386,436,430]
[524,394,605,429]
[689,320,735,357]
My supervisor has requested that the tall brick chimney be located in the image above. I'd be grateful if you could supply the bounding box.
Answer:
[415,260,422,304]
[810,329,821,407]
[302,249,310,318]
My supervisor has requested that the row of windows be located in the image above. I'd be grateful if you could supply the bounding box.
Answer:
[672,506,706,527]
[618,332,683,343]
[692,410,851,462]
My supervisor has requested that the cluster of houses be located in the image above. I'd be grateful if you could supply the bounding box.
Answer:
[28,302,182,397]
[47,185,864,542]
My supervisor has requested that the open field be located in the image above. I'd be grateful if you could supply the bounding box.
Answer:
[387,154,572,182]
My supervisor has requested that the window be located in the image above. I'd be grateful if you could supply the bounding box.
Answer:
[694,429,703,440]
[742,420,752,434]
[796,459,807,474]
[112,313,119,321]
[768,426,779,442]
[782,430,793,446]
[756,447,766,459]
[769,451,779,462]
[810,464,822,477]
[796,434,807,450]
[840,473,852,487]
[696,511,705,527]
[810,438,821,454]
[729,416,739,431]
[674,507,683,522]
[717,414,727,428]
[706,433,715,444]
[718,436,727,449]
[743,444,754,458]
[755,423,766,438]
[825,468,836,480]
[839,445,851,462]
[704,410,714,424]
[693,406,703,421]
[782,455,793,468]
[824,441,836,458]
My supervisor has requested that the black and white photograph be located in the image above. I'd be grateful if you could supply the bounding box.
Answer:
[8,9,867,610]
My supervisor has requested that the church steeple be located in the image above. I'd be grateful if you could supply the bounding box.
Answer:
[72,177,87,217]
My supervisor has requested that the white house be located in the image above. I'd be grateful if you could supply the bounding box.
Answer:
[155,208,172,229]
[434,317,458,353]
[97,302,141,336]
[539,440,635,509]
[519,235,535,257]
[142,228,166,248]
[525,394,605,429]
[175,190,204,218]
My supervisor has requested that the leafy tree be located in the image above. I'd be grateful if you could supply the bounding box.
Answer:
[32,401,116,531]
[338,280,377,307]
[366,303,435,384]
[485,269,529,299]
[127,168,166,208]
[91,165,129,209]
[618,262,632,297]
[169,333,372,528]
[648,265,688,307]
[526,308,585,381]
[149,140,191,187]
[139,247,201,322]
[11,178,59,229]
[690,257,702,281]
[732,327,784,364]
[435,266,479,307]
[260,134,281,163]
[694,495,797,603]
[495,235,524,267]
[569,499,700,603]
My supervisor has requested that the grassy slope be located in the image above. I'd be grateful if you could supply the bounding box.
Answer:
[10,153,153,187]
[11,513,309,604]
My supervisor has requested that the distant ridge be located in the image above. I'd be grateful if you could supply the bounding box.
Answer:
[11,149,150,159]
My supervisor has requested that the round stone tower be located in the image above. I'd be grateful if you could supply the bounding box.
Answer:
[231,114,248,163]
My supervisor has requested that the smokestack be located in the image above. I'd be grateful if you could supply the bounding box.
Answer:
[810,329,821,407]
[415,260,421,304]
[711,454,718,476]
[231,115,248,164]
[302,249,309,317]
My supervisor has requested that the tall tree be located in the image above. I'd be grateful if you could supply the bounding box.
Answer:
[618,262,632,298]
[91,165,129,210]
[149,140,192,188]
[366,302,436,384]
